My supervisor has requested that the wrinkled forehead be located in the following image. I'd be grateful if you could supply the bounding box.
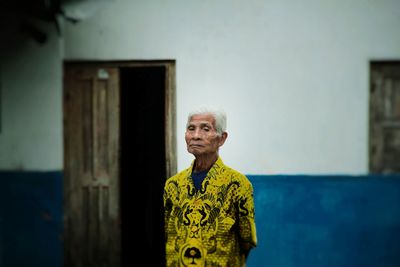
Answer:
[187,114,216,127]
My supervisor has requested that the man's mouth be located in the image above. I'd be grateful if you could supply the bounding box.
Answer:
[190,144,203,148]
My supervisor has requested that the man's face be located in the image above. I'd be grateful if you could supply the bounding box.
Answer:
[185,114,227,157]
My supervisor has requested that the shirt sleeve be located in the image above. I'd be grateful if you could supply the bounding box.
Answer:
[163,179,173,240]
[237,178,258,249]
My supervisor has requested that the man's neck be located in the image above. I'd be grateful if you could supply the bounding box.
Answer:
[193,153,218,172]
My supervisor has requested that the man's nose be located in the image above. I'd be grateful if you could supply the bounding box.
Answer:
[192,129,202,139]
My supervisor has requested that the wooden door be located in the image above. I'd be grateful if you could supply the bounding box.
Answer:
[370,62,400,174]
[63,66,121,267]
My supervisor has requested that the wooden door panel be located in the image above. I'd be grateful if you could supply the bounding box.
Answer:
[64,66,120,267]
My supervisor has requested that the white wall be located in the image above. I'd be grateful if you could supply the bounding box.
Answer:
[6,0,397,174]
[0,14,63,170]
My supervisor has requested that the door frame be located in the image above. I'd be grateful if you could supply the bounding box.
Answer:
[62,60,177,266]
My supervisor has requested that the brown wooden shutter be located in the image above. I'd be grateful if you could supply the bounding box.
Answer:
[370,62,400,174]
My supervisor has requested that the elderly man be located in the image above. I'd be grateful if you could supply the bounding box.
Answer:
[163,108,257,266]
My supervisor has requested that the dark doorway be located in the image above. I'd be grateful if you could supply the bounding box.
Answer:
[120,66,167,266]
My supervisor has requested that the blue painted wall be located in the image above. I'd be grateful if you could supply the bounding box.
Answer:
[0,172,399,267]
[247,175,400,267]
[0,171,63,267]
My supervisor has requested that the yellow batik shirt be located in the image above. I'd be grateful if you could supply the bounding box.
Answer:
[163,157,257,267]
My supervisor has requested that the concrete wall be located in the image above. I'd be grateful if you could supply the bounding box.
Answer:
[0,12,63,171]
[247,174,400,267]
[0,171,63,267]
[64,0,400,175]
[1,172,399,267]
[1,1,400,174]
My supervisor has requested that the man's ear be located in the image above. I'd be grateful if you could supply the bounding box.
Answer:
[218,132,228,146]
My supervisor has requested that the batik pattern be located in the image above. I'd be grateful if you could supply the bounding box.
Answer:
[164,157,257,267]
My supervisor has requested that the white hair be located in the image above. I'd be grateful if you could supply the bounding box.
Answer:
[186,107,227,135]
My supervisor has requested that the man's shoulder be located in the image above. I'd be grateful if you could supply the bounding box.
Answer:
[222,163,251,185]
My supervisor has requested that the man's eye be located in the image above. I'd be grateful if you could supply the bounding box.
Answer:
[203,128,210,131]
